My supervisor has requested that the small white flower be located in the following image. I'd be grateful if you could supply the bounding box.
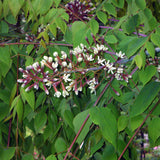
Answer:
[75,90,78,95]
[88,84,96,94]
[116,51,125,59]
[86,55,94,61]
[43,79,48,82]
[22,74,28,78]
[48,57,53,63]
[53,51,58,57]
[25,87,30,92]
[17,79,24,83]
[52,62,58,68]
[19,68,24,72]
[62,90,69,97]
[61,53,67,59]
[32,62,39,70]
[34,84,39,90]
[43,56,49,61]
[115,73,122,81]
[97,56,105,65]
[54,57,58,62]
[117,67,123,74]
[78,86,82,91]
[77,56,83,62]
[107,64,116,74]
[93,48,98,54]
[26,65,33,70]
[66,85,72,92]
[68,63,72,68]
[41,60,46,68]
[62,61,67,67]
[54,91,61,98]
[63,74,72,82]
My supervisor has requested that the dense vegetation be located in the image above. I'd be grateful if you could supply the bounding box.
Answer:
[0,0,160,159]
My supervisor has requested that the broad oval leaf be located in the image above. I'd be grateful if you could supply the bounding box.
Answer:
[134,54,143,69]
[118,115,128,132]
[21,88,35,110]
[151,33,160,48]
[90,107,117,148]
[73,110,92,145]
[148,117,160,143]
[135,0,146,10]
[138,65,157,85]
[130,82,160,117]
[34,111,47,134]
[89,19,99,36]
[145,41,155,58]
[96,11,107,25]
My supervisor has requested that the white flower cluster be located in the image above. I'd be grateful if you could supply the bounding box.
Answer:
[18,44,131,97]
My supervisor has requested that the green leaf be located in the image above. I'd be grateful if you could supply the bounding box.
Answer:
[148,117,160,143]
[42,31,49,43]
[46,155,57,160]
[3,0,10,17]
[5,14,17,24]
[96,11,108,25]
[55,17,67,34]
[55,137,66,153]
[53,0,61,8]
[8,0,24,18]
[72,21,88,47]
[134,54,143,69]
[0,46,12,77]
[104,35,118,44]
[118,115,128,132]
[0,1,2,16]
[34,111,47,134]
[0,88,10,104]
[119,36,147,58]
[145,42,155,58]
[16,97,23,122]
[89,19,99,36]
[121,14,140,34]
[0,21,9,33]
[102,143,117,160]
[130,82,160,117]
[151,33,160,47]
[103,3,117,17]
[135,0,146,10]
[10,95,20,111]
[22,154,34,160]
[0,103,9,122]
[35,92,46,109]
[49,23,57,37]
[27,45,34,55]
[130,115,144,131]
[0,146,15,160]
[38,0,53,15]
[138,65,157,85]
[111,0,124,8]
[63,110,74,129]
[90,107,117,148]
[21,88,35,110]
[73,110,92,144]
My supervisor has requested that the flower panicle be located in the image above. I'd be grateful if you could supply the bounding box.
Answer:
[18,43,131,97]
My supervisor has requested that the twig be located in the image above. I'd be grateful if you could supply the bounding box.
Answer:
[118,98,160,160]
[63,76,114,160]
